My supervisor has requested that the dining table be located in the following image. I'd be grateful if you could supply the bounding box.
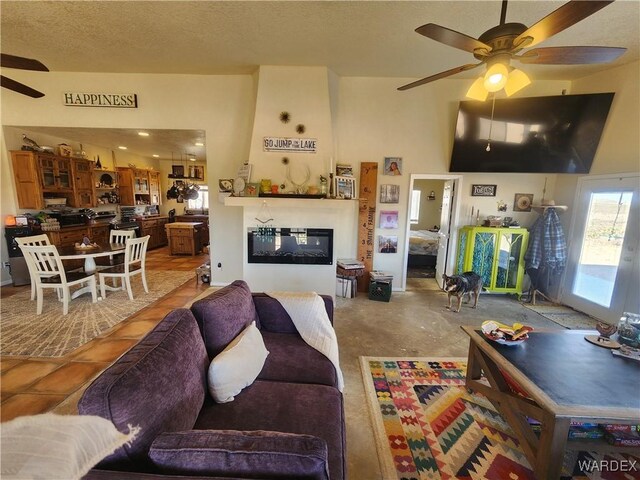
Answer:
[57,242,127,299]
[58,242,127,274]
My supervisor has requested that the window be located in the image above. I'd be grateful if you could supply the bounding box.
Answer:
[410,190,421,224]
[187,186,209,210]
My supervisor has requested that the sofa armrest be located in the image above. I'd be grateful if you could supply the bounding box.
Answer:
[149,430,329,480]
[252,293,334,334]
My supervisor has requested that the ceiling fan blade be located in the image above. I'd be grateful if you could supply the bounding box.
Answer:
[398,63,482,91]
[1,53,49,72]
[1,75,45,98]
[416,24,491,55]
[514,0,614,48]
[517,46,626,64]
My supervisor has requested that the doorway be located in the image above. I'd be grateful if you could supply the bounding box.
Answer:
[403,174,462,290]
[562,174,639,323]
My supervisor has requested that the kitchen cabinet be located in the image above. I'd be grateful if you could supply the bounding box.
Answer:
[118,167,161,206]
[149,171,161,205]
[455,226,529,297]
[11,151,97,209]
[73,159,96,208]
[39,156,73,192]
[138,216,169,250]
[165,222,203,256]
[10,151,43,209]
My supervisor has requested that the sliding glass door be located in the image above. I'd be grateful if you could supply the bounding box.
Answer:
[563,175,639,323]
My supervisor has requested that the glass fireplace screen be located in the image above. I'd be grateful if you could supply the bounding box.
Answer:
[247,227,333,265]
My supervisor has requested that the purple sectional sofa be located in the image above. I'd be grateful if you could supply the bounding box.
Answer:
[79,280,345,480]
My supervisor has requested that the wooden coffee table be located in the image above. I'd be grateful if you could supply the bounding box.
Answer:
[462,326,640,480]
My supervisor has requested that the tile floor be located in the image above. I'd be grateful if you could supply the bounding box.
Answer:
[0,246,210,421]
[1,248,578,479]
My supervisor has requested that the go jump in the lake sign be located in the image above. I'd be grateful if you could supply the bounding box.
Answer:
[263,137,317,153]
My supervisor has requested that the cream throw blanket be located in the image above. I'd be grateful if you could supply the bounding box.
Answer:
[266,291,344,392]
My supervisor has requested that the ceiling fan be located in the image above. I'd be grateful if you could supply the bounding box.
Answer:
[398,0,626,98]
[1,53,49,98]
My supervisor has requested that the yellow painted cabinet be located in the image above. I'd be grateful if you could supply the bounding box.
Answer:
[455,226,529,296]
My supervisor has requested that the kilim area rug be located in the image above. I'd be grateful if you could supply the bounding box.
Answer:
[361,357,640,480]
[1,270,193,357]
[521,303,599,330]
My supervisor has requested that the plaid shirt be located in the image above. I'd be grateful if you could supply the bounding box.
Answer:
[524,208,567,272]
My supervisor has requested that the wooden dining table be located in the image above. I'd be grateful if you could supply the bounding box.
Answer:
[57,242,127,274]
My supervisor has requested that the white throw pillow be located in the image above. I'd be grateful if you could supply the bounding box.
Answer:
[0,413,139,480]
[208,321,269,403]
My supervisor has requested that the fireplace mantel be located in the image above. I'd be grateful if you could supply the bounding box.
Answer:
[225,196,357,209]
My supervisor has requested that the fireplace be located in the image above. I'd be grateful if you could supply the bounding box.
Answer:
[247,227,333,265]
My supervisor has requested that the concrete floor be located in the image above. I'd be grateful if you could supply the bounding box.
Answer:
[335,277,572,480]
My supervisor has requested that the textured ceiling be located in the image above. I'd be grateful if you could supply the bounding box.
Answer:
[3,1,639,160]
[2,0,639,80]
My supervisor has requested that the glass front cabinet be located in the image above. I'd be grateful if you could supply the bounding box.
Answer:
[455,226,529,297]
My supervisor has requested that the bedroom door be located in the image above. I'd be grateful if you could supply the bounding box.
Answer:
[436,180,455,288]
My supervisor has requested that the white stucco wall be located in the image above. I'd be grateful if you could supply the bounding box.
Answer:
[2,63,637,292]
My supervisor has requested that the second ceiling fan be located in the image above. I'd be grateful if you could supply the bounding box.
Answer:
[398,0,626,98]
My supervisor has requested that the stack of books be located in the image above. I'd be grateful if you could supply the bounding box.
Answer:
[370,271,393,283]
[337,259,364,270]
[602,424,640,446]
[526,418,640,444]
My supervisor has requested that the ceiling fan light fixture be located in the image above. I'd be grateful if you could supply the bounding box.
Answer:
[466,77,489,101]
[483,63,509,92]
[504,68,531,97]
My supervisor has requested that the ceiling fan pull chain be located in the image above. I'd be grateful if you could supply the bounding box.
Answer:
[486,94,496,152]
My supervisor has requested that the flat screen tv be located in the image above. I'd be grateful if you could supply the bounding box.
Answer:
[449,92,614,173]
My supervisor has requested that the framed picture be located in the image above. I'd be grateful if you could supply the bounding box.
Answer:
[378,235,398,253]
[471,184,497,196]
[380,184,400,203]
[380,211,398,229]
[336,164,353,177]
[172,165,185,178]
[334,176,356,199]
[383,157,402,176]
[244,183,260,197]
[513,193,534,212]
[193,165,205,180]
[219,179,234,192]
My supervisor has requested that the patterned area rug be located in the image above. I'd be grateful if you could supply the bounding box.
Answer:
[1,270,193,357]
[521,303,599,330]
[361,357,640,480]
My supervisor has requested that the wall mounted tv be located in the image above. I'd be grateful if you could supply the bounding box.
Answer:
[449,92,614,173]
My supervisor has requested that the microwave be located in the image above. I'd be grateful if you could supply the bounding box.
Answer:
[48,212,89,227]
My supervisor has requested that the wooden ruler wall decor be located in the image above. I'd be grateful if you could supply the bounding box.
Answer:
[357,162,378,292]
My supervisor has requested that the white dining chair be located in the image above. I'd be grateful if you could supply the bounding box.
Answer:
[21,244,98,315]
[108,229,136,265]
[16,234,52,301]
[99,235,150,300]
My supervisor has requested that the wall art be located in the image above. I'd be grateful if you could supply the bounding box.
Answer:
[513,193,534,212]
[380,211,399,229]
[378,235,398,253]
[380,184,400,203]
[383,157,402,176]
[471,184,497,196]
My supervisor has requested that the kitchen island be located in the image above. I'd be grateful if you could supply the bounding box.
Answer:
[165,221,204,256]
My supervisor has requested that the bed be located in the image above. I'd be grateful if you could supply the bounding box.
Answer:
[408,229,440,267]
